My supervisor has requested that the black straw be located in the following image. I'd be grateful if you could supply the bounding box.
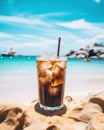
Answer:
[57,37,61,57]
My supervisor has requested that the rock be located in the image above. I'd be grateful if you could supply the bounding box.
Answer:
[68,102,102,123]
[66,44,104,58]
[86,113,104,130]
[90,56,98,58]
[89,91,104,112]
[76,54,85,58]
[99,54,104,58]
[68,53,76,58]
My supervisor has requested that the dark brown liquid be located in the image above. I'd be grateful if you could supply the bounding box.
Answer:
[37,60,66,107]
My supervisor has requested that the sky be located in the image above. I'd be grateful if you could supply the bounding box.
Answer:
[0,0,104,55]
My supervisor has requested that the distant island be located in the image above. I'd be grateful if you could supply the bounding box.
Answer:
[66,42,104,59]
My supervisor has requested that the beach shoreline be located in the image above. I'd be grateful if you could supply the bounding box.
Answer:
[0,74,104,103]
[1,74,104,104]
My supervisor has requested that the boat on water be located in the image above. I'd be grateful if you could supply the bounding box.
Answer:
[1,48,16,57]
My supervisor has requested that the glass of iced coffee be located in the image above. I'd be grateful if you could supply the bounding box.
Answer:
[37,55,67,111]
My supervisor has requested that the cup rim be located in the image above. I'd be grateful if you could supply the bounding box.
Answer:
[37,56,67,61]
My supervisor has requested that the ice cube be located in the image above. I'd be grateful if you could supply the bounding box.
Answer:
[38,52,56,61]
[51,78,63,87]
[39,77,62,96]
[49,53,57,60]
[38,61,52,75]
[48,79,63,96]
[55,61,66,69]
[40,61,52,69]
[39,52,48,60]
[53,64,61,77]
[39,76,51,86]
[48,85,59,96]
[45,69,53,80]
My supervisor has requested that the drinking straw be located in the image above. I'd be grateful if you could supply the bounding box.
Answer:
[57,37,61,57]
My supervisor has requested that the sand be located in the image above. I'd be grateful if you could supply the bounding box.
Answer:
[0,91,104,130]
[0,74,104,103]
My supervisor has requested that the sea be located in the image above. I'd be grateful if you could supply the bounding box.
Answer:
[0,55,104,102]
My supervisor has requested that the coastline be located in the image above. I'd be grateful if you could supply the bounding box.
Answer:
[0,74,104,103]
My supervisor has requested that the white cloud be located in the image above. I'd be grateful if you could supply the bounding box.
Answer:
[57,19,104,39]
[0,38,58,55]
[0,13,104,55]
[0,15,48,26]
[57,19,99,30]
[74,38,94,47]
[92,34,104,42]
[36,12,70,18]
[0,12,70,28]
[73,34,104,49]
[20,34,38,39]
[0,32,14,38]
[0,35,56,48]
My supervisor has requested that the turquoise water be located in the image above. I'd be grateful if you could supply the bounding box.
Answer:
[0,56,104,76]
[0,56,104,102]
[67,58,104,75]
[0,56,37,77]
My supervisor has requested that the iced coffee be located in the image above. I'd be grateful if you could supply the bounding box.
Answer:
[37,56,67,110]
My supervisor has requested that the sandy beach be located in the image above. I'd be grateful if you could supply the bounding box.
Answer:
[0,71,104,130]
[0,91,104,130]
[0,73,104,103]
